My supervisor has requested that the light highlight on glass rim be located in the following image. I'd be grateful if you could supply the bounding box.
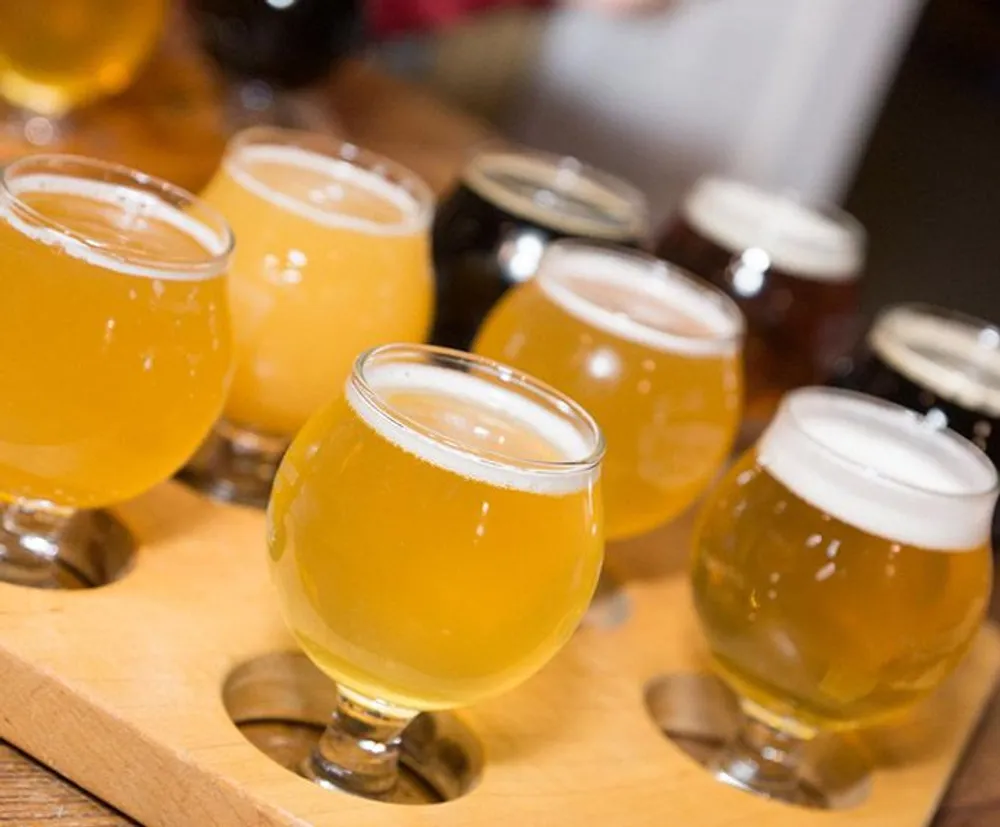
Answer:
[535,242,744,357]
[224,140,433,236]
[683,176,864,279]
[347,350,603,495]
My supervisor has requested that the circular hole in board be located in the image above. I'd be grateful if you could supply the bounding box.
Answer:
[643,672,872,810]
[222,651,484,805]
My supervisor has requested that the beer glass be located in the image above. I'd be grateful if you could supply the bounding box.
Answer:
[432,146,649,351]
[188,0,361,133]
[181,127,434,507]
[475,241,743,540]
[656,176,866,432]
[692,387,995,805]
[269,343,604,797]
[0,0,167,141]
[0,154,233,588]
[831,303,1000,542]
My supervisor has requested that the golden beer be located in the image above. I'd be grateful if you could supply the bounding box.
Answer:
[204,128,434,438]
[0,0,167,115]
[269,345,604,711]
[475,241,743,539]
[0,155,232,509]
[693,388,995,736]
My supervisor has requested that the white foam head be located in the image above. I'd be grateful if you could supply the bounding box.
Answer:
[536,242,744,357]
[758,388,997,550]
[871,305,1000,417]
[224,142,432,236]
[464,150,648,240]
[0,174,229,280]
[346,359,601,494]
[682,177,864,280]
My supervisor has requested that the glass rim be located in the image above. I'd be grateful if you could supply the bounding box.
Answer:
[225,125,436,230]
[462,139,650,238]
[0,153,234,275]
[350,343,606,476]
[778,386,999,500]
[537,238,746,350]
[873,301,1000,340]
[688,174,867,237]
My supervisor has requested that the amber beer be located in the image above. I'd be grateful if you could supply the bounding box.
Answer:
[475,241,743,540]
[432,147,649,351]
[269,345,604,711]
[0,0,166,115]
[693,388,994,735]
[657,177,865,428]
[0,155,232,509]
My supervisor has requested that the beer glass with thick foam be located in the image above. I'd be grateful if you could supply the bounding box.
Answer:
[691,387,995,805]
[0,154,233,588]
[475,241,743,540]
[182,127,434,507]
[656,177,866,433]
[432,146,649,351]
[268,344,604,797]
[0,0,166,133]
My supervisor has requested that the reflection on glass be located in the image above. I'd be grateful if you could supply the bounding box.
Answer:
[691,387,995,805]
[476,240,743,540]
[268,344,604,797]
[0,154,232,588]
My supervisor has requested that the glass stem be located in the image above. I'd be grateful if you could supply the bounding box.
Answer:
[710,708,808,801]
[0,499,77,587]
[306,689,416,797]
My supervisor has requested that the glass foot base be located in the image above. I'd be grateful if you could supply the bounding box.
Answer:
[643,672,872,810]
[0,508,135,590]
[711,761,828,808]
[222,652,483,804]
[177,427,284,510]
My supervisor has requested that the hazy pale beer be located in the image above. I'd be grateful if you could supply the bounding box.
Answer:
[476,242,743,540]
[693,388,995,735]
[657,177,865,428]
[432,148,648,351]
[204,128,434,437]
[0,0,166,115]
[0,155,232,508]
[269,345,604,710]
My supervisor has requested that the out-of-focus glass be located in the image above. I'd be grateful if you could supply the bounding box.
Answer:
[269,343,604,797]
[691,387,995,805]
[656,177,866,432]
[0,0,166,119]
[475,241,743,540]
[187,0,361,133]
[431,147,649,351]
[181,127,434,507]
[0,153,232,587]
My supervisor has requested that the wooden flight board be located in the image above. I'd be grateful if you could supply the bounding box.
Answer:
[0,483,995,826]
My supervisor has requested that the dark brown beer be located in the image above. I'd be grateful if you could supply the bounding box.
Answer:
[656,177,865,427]
[431,149,648,351]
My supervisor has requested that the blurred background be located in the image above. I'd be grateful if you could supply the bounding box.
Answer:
[380,0,998,322]
[0,0,996,320]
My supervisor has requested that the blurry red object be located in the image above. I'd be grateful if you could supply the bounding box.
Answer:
[372,0,550,36]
